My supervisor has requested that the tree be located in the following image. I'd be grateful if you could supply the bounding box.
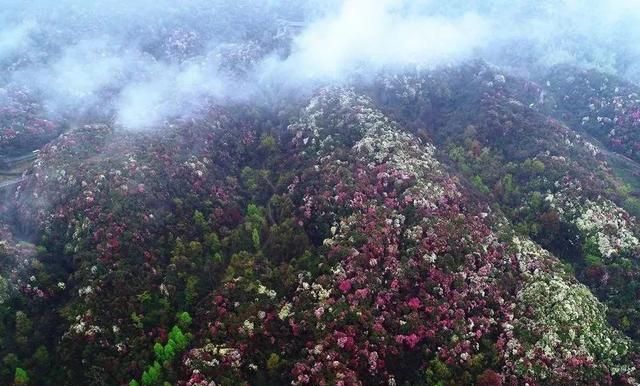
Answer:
[177,312,192,329]
[583,236,603,266]
[32,345,50,371]
[163,340,176,362]
[14,367,28,386]
[223,252,256,281]
[0,275,9,305]
[204,232,220,254]
[259,134,277,153]
[263,219,310,263]
[476,370,502,386]
[184,276,199,306]
[193,210,208,232]
[187,241,203,260]
[424,358,452,385]
[251,228,261,250]
[448,145,465,163]
[472,175,490,194]
[141,361,162,386]
[522,158,545,175]
[169,326,188,352]
[14,311,32,349]
[266,353,280,372]
[246,204,266,251]
[154,342,165,362]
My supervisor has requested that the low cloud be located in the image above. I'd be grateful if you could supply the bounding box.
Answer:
[2,0,640,129]
[272,0,490,82]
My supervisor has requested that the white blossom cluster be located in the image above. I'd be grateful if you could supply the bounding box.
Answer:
[505,227,635,379]
[185,343,242,370]
[547,190,639,258]
[255,282,277,299]
[380,73,426,104]
[0,275,9,304]
[352,105,450,209]
[508,273,633,379]
[510,235,562,276]
[68,313,103,337]
[278,302,293,320]
[184,156,210,179]
[78,285,94,296]
[289,88,387,156]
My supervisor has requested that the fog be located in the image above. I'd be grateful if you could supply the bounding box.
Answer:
[1,0,640,129]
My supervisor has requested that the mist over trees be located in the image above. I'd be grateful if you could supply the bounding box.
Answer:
[1,0,640,129]
[3,1,640,385]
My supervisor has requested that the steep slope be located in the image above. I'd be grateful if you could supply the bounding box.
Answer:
[544,65,640,165]
[371,63,640,344]
[0,77,638,385]
[0,88,63,157]
[179,88,636,386]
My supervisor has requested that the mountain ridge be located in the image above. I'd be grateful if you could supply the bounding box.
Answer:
[1,61,640,385]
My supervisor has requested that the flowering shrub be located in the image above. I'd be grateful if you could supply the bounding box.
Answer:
[177,89,639,385]
[545,65,640,162]
[547,186,640,259]
[373,62,640,345]
[507,274,632,381]
[0,88,62,155]
[1,66,640,385]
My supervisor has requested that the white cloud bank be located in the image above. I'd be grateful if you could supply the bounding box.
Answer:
[1,0,640,129]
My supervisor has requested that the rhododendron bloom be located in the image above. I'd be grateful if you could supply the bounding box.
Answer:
[407,297,421,310]
[338,279,352,293]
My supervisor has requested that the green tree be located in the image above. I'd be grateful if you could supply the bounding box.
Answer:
[523,158,545,174]
[204,232,220,253]
[264,219,310,263]
[14,311,32,349]
[266,353,280,371]
[530,191,544,211]
[177,312,192,329]
[163,340,176,362]
[154,342,165,362]
[169,326,188,352]
[448,145,465,163]
[193,210,208,232]
[241,167,260,192]
[251,228,261,250]
[224,251,256,281]
[424,358,452,385]
[184,276,199,306]
[502,173,515,195]
[259,134,277,153]
[131,312,144,329]
[246,204,266,226]
[141,361,162,386]
[14,367,28,386]
[241,168,272,197]
[472,175,490,194]
[32,345,50,371]
[187,241,203,260]
[583,236,603,266]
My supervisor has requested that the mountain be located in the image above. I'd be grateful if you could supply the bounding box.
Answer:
[2,61,640,385]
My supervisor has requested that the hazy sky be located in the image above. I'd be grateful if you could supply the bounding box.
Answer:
[1,0,640,129]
